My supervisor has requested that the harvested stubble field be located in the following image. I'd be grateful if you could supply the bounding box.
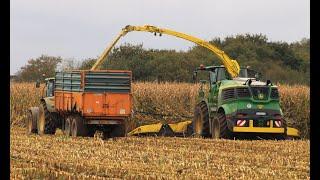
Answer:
[10,82,310,179]
[11,127,309,179]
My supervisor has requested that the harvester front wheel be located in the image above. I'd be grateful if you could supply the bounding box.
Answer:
[193,102,210,137]
[37,103,56,135]
[211,111,232,139]
[70,115,87,137]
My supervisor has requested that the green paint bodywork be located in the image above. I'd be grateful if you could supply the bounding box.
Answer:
[196,67,282,132]
[220,80,279,110]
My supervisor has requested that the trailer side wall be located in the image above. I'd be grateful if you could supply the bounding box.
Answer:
[54,70,132,122]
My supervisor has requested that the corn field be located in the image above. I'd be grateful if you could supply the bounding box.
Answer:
[10,82,310,138]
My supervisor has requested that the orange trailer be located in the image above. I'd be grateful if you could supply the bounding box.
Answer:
[35,70,133,138]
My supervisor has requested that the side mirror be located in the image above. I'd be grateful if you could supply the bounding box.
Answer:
[192,71,197,82]
[35,81,40,88]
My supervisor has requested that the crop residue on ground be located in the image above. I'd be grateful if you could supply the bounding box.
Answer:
[11,127,309,179]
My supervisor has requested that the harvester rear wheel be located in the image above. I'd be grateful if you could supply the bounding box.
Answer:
[193,102,210,137]
[37,103,56,135]
[26,110,37,134]
[211,111,232,139]
[70,115,87,137]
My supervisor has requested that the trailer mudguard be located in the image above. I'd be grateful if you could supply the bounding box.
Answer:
[42,97,56,112]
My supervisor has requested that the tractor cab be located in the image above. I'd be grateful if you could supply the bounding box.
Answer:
[36,78,55,98]
[34,77,56,113]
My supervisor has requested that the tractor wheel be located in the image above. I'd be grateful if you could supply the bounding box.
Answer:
[37,103,56,135]
[193,102,210,137]
[64,117,72,136]
[211,111,232,139]
[70,115,87,137]
[26,109,37,134]
[109,124,126,138]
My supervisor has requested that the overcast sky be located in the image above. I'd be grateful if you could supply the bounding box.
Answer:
[10,0,310,75]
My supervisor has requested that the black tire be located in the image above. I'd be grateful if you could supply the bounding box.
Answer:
[211,111,232,139]
[37,103,56,135]
[102,130,111,139]
[70,115,87,137]
[193,102,210,137]
[185,123,194,137]
[110,124,126,138]
[86,125,96,137]
[51,112,62,129]
[64,117,72,136]
[26,110,37,134]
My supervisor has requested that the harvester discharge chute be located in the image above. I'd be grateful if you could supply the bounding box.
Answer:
[91,25,240,78]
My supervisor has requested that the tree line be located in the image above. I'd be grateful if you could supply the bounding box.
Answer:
[14,34,310,85]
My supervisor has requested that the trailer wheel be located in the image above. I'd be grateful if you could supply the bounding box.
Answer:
[193,102,210,137]
[26,109,37,134]
[86,125,96,137]
[109,124,126,137]
[37,103,56,135]
[70,115,87,137]
[64,117,72,136]
[211,111,232,139]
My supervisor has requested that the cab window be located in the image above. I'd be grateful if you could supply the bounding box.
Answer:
[217,68,229,81]
[209,70,217,84]
[238,69,248,78]
[46,81,54,97]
